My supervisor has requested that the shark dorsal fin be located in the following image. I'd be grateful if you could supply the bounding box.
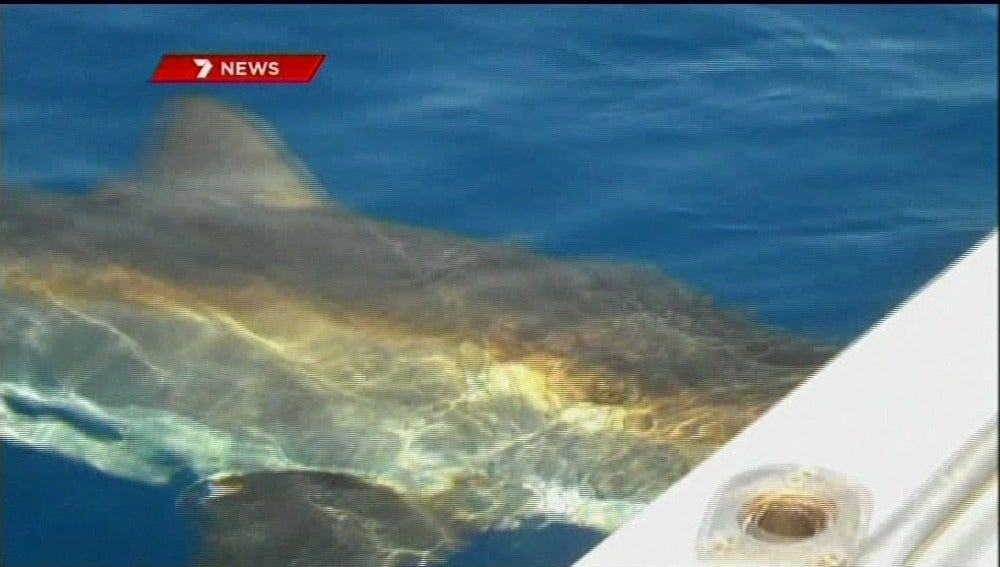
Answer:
[136,95,329,209]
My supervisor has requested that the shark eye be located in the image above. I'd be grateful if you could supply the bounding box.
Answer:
[177,475,244,509]
[204,476,245,500]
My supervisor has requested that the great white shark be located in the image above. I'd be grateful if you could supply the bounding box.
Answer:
[1,96,836,567]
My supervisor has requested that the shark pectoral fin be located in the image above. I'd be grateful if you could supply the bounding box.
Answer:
[183,470,458,567]
[136,95,333,209]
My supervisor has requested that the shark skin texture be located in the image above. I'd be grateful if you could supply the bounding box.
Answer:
[0,96,836,567]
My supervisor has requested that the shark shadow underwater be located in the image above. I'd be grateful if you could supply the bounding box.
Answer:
[0,96,837,567]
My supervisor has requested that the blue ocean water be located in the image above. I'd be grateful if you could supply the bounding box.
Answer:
[1,5,996,567]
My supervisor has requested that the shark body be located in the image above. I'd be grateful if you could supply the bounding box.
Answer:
[0,96,834,566]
